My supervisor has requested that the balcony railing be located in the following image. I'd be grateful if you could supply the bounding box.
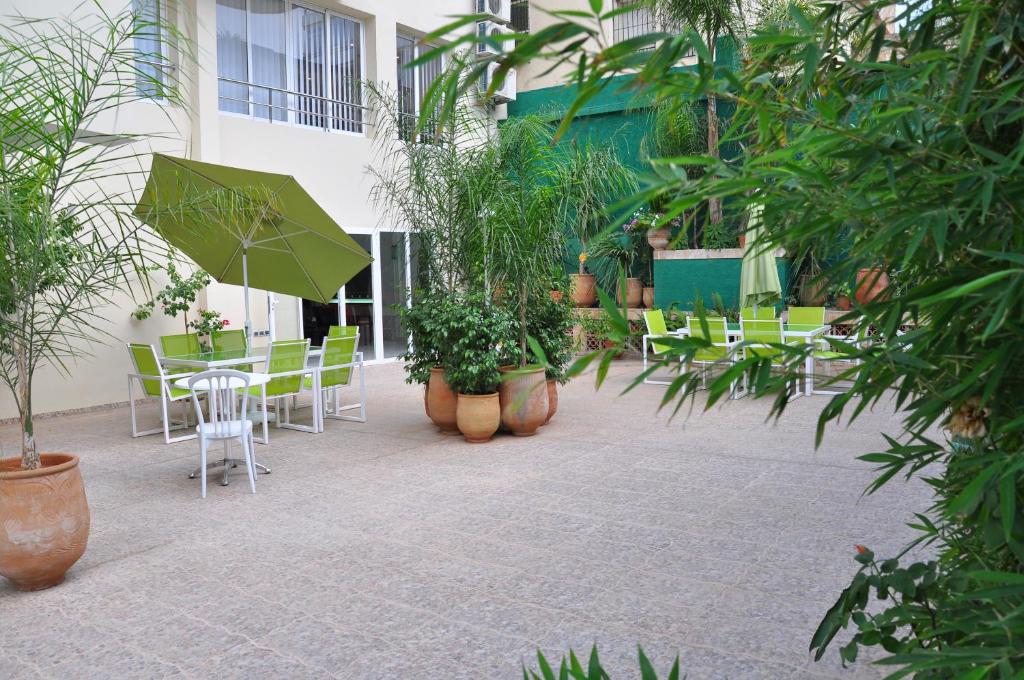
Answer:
[217,77,370,134]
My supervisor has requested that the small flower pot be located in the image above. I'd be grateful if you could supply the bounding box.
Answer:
[647,227,670,250]
[603,339,623,360]
[617,277,643,308]
[570,274,596,307]
[456,393,500,443]
[426,367,458,434]
[835,294,852,311]
[0,454,90,591]
[642,286,655,309]
[549,290,563,303]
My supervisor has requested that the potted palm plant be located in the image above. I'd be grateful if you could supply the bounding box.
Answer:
[443,296,517,443]
[0,7,182,590]
[590,227,644,308]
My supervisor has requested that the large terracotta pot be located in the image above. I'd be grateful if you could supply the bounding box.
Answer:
[426,367,458,434]
[456,393,500,443]
[570,274,596,308]
[543,379,558,425]
[617,277,643,308]
[498,365,549,436]
[855,268,890,305]
[0,454,90,591]
[642,287,655,309]
[799,274,828,306]
[647,227,670,250]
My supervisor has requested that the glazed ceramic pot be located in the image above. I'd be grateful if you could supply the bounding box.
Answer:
[543,379,558,425]
[0,454,90,591]
[617,278,643,308]
[647,227,670,250]
[642,287,655,309]
[456,393,500,443]
[855,268,890,305]
[426,367,458,434]
[498,365,548,437]
[570,274,596,307]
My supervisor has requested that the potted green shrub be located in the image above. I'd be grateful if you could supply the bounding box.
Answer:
[590,227,644,308]
[397,292,462,433]
[442,296,516,443]
[833,281,853,310]
[0,7,181,590]
[526,286,576,424]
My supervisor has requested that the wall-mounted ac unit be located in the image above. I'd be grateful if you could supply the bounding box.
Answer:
[474,0,511,24]
[476,20,511,57]
[480,61,516,104]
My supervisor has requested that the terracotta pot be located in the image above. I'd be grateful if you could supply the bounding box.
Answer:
[647,227,670,250]
[426,367,458,434]
[855,268,890,305]
[617,277,643,308]
[738,233,746,248]
[0,454,90,591]
[498,365,548,436]
[543,379,558,425]
[549,290,563,303]
[642,286,655,309]
[835,294,852,311]
[570,273,596,308]
[456,393,500,443]
[603,339,623,359]
[799,273,828,306]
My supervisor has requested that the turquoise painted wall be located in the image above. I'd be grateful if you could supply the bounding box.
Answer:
[653,257,791,311]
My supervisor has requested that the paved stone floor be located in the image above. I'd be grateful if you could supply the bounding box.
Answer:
[1,361,932,679]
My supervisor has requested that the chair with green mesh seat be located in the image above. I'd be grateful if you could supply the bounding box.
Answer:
[741,306,776,320]
[211,329,253,372]
[127,343,196,444]
[327,325,357,338]
[160,333,201,375]
[786,306,826,326]
[642,309,684,386]
[304,332,365,431]
[686,316,743,397]
[812,322,865,395]
[249,339,315,443]
[739,318,805,399]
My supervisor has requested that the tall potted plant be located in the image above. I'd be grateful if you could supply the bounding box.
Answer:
[526,286,576,425]
[0,7,182,590]
[397,292,460,433]
[443,296,516,443]
[555,143,639,307]
[590,225,644,308]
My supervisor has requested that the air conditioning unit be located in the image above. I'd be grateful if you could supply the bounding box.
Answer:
[474,0,511,24]
[479,61,516,104]
[476,20,511,57]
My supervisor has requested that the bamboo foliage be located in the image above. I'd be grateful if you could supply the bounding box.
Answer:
[0,6,185,469]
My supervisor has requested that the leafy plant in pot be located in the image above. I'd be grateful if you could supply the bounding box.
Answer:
[525,287,575,425]
[0,7,183,590]
[442,296,517,443]
[396,292,461,432]
[590,228,644,308]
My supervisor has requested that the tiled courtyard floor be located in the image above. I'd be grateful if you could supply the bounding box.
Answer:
[1,361,931,679]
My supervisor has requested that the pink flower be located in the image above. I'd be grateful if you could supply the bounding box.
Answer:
[222,319,230,327]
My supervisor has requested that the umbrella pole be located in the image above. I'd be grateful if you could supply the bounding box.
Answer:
[243,248,253,352]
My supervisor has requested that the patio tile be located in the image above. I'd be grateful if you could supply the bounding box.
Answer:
[0,361,932,679]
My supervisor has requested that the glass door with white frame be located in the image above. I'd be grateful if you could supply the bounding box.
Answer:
[342,234,375,361]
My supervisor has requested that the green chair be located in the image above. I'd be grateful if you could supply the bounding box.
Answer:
[211,329,253,372]
[686,316,742,397]
[787,306,826,326]
[741,306,776,320]
[812,322,865,395]
[126,343,196,444]
[160,333,201,375]
[327,325,357,338]
[739,318,804,398]
[305,332,365,430]
[642,310,683,386]
[249,339,314,443]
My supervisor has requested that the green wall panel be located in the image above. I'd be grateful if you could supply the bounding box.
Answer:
[653,256,790,311]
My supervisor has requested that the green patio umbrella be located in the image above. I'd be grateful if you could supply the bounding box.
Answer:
[739,203,782,313]
[135,154,372,348]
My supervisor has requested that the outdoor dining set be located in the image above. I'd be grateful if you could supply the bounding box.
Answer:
[641,305,861,399]
[126,325,365,497]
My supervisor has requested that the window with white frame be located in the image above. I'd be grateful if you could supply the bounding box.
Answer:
[613,0,694,56]
[396,32,443,142]
[133,0,170,99]
[216,0,364,134]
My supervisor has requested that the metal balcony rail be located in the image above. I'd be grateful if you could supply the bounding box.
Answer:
[218,77,370,133]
